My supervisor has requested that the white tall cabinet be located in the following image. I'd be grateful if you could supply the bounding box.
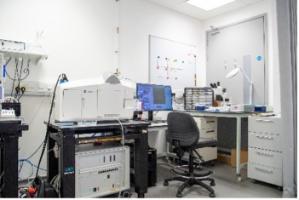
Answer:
[248,116,283,187]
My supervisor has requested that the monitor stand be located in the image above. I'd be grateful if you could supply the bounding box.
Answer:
[148,111,154,121]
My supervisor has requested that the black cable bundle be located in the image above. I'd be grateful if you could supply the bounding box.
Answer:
[34,74,68,179]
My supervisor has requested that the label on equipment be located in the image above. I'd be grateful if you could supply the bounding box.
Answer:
[64,166,75,175]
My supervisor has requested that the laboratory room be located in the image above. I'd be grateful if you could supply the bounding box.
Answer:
[0,0,297,199]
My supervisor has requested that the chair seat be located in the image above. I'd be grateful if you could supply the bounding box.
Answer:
[192,139,217,149]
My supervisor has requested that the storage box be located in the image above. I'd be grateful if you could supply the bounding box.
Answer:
[217,149,248,167]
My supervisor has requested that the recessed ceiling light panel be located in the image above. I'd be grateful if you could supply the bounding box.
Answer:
[187,0,236,11]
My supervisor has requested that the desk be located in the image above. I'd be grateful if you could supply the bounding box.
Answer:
[188,111,251,181]
[46,121,150,198]
[0,118,28,197]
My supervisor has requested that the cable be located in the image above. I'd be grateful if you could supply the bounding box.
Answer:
[114,118,126,198]
[15,58,24,99]
[5,59,30,81]
[18,160,24,175]
[4,96,18,103]
[27,96,48,127]
[19,159,47,174]
[18,159,34,181]
[25,142,44,161]
[10,58,19,97]
[18,158,48,184]
[115,118,125,146]
[34,74,68,179]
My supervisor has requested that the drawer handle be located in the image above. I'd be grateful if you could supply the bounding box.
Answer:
[255,167,273,174]
[256,119,274,123]
[207,121,215,123]
[206,130,215,133]
[256,152,274,157]
[256,135,274,140]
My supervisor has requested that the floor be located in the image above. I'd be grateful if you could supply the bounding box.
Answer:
[136,159,283,198]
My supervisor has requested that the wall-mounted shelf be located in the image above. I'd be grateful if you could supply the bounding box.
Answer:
[0,50,48,63]
[0,39,48,63]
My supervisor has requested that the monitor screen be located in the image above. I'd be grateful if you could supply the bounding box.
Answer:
[136,83,173,111]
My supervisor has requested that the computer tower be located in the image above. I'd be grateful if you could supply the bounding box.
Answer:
[129,146,157,188]
[147,148,157,187]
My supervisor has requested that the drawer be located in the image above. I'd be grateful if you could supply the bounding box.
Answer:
[248,163,282,186]
[248,132,281,150]
[195,147,217,162]
[200,129,217,139]
[249,117,281,133]
[248,147,282,168]
[194,117,217,130]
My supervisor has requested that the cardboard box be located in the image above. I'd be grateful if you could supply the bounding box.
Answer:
[217,149,248,167]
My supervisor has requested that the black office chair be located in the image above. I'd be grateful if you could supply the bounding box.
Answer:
[164,112,217,198]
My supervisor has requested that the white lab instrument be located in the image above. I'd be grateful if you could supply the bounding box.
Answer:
[0,39,47,62]
[75,145,130,197]
[54,75,137,122]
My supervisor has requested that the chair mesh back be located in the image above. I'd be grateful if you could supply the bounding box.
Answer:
[167,112,199,147]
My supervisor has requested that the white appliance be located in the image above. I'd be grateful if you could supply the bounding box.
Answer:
[54,75,137,122]
[75,145,130,197]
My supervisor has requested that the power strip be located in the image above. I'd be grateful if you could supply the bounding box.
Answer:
[0,109,16,118]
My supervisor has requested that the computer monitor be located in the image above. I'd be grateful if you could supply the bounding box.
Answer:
[136,83,173,111]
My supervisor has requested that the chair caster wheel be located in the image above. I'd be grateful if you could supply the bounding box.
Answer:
[278,186,283,191]
[163,181,169,186]
[210,181,216,186]
[176,192,183,198]
[122,191,132,198]
[237,176,242,182]
[209,193,216,198]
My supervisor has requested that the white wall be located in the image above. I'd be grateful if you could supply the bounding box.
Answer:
[119,0,203,85]
[0,0,120,180]
[0,0,203,179]
[0,0,119,83]
[201,0,281,112]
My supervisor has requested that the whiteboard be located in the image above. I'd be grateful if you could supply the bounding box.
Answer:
[149,35,197,90]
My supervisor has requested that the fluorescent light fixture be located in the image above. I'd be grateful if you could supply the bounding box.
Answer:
[187,0,235,11]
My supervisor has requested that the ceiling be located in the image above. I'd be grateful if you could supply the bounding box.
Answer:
[146,0,264,20]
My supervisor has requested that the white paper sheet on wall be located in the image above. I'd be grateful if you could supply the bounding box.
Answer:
[149,35,197,90]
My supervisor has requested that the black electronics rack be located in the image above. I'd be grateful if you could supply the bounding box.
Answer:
[184,87,214,111]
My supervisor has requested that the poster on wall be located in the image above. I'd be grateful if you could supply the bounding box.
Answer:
[149,35,197,90]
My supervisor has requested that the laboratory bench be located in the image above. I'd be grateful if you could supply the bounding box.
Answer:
[0,118,28,197]
[46,120,150,198]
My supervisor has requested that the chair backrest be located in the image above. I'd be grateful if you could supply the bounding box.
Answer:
[167,112,199,147]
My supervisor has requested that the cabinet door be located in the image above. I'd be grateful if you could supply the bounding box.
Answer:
[249,117,281,133]
[248,132,281,150]
[248,147,282,168]
[248,163,282,186]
